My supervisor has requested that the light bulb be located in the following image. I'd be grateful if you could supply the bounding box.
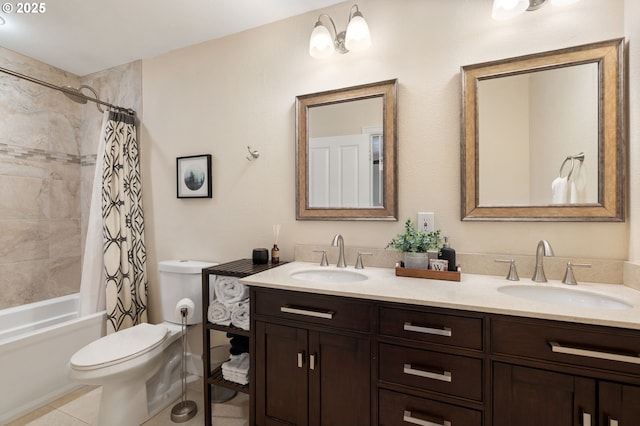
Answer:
[345,12,371,52]
[491,0,529,20]
[309,22,334,59]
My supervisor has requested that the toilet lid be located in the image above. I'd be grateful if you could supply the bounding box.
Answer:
[70,323,168,370]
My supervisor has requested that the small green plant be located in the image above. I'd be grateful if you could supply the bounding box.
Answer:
[386,219,443,253]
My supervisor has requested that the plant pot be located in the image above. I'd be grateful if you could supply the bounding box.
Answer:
[404,252,429,270]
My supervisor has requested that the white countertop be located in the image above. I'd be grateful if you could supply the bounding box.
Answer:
[240,261,640,331]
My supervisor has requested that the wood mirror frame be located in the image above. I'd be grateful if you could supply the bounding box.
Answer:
[461,38,625,221]
[296,79,398,220]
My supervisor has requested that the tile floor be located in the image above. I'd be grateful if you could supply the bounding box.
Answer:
[7,380,249,426]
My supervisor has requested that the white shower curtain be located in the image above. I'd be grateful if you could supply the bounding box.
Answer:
[80,110,148,334]
[79,111,109,317]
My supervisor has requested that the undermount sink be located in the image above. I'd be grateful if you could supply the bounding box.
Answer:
[498,285,632,310]
[291,269,367,283]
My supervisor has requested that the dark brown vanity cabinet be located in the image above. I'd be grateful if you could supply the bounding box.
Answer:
[492,316,640,426]
[252,288,373,426]
[250,286,640,426]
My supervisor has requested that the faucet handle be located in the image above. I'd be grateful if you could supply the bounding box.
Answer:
[562,262,591,285]
[313,250,329,267]
[355,252,373,269]
[495,259,520,281]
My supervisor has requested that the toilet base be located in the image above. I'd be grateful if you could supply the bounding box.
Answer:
[99,380,150,426]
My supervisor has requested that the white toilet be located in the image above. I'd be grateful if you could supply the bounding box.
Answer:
[68,260,216,426]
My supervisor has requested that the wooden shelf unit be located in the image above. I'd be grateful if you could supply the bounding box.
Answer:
[201,259,285,426]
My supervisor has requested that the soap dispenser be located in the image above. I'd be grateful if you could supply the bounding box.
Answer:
[439,237,456,271]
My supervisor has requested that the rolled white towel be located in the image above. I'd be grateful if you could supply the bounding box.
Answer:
[231,299,250,331]
[207,302,231,326]
[214,276,250,304]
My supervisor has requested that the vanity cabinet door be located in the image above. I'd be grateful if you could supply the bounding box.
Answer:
[598,381,640,426]
[254,320,371,426]
[308,331,371,426]
[492,363,596,426]
[254,321,308,426]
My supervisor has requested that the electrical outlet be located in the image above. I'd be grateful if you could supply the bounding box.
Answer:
[417,212,435,233]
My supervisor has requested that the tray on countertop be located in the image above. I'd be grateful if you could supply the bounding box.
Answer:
[395,266,461,282]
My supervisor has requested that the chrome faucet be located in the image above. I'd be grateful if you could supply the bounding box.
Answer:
[532,240,554,282]
[331,234,347,268]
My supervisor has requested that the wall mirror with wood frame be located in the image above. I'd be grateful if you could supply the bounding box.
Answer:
[461,38,624,221]
[296,79,398,220]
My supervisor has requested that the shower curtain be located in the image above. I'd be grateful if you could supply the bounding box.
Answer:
[80,110,148,334]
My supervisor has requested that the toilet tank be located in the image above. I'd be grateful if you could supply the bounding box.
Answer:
[158,260,217,325]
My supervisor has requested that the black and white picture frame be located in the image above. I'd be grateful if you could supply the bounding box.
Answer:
[176,154,212,198]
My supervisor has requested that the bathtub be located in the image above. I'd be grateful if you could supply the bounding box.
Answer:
[0,294,106,424]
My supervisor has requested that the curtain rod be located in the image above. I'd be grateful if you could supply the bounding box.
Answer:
[0,65,136,115]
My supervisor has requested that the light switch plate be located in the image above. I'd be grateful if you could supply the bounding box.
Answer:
[417,212,435,233]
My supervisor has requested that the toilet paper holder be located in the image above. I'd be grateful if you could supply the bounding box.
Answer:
[172,298,198,422]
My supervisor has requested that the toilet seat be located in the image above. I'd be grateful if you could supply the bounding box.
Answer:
[70,323,168,371]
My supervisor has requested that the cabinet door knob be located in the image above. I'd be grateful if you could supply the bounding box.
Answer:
[310,353,316,371]
[582,412,592,426]
[404,322,452,337]
[403,410,451,426]
[297,351,305,368]
[609,419,619,426]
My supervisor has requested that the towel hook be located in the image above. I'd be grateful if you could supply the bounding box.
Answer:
[246,146,260,161]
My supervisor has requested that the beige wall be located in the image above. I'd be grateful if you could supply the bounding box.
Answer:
[142,0,629,322]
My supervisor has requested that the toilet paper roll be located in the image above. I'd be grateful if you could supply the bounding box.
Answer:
[175,298,195,322]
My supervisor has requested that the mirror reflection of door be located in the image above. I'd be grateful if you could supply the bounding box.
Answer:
[308,134,370,207]
[307,97,383,209]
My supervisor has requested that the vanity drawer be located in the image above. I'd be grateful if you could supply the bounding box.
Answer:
[379,388,482,426]
[379,343,483,401]
[492,316,640,376]
[253,288,373,333]
[379,306,483,350]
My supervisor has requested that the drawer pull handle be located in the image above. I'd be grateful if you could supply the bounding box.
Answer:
[280,306,334,319]
[609,419,619,426]
[583,412,592,426]
[404,322,452,337]
[403,410,451,426]
[403,363,452,383]
[550,341,640,365]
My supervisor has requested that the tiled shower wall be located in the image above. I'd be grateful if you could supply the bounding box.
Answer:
[0,47,141,310]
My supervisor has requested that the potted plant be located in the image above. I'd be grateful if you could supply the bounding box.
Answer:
[386,219,444,269]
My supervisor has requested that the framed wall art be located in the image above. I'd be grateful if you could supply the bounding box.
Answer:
[176,154,212,198]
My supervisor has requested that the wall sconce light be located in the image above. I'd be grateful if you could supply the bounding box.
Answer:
[309,4,371,59]
[492,0,581,20]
